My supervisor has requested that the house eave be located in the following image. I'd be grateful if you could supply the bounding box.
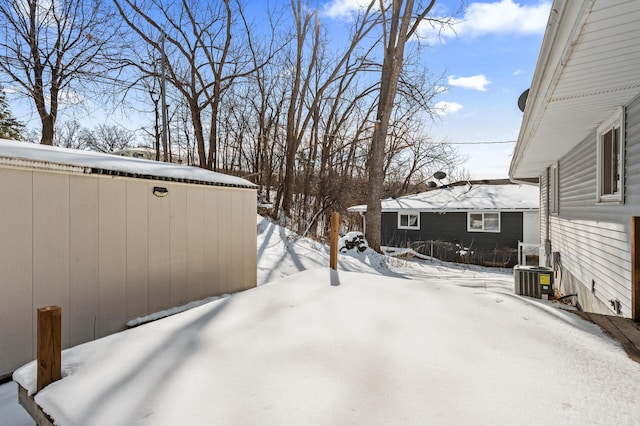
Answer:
[510,0,640,180]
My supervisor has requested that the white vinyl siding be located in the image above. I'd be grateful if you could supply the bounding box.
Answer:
[398,212,419,230]
[597,107,625,203]
[545,94,640,317]
[522,211,540,245]
[467,212,500,233]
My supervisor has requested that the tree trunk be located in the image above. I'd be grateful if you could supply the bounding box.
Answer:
[365,121,386,251]
[365,0,434,252]
[40,116,55,146]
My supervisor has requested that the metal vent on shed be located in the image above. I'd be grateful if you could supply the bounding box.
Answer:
[514,266,554,299]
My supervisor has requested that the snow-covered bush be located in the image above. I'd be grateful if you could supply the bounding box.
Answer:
[338,231,369,253]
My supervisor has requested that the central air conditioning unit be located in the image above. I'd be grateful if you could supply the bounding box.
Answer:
[514,265,554,299]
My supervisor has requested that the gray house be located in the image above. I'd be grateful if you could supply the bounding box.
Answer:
[510,0,640,319]
[349,180,539,266]
[0,139,257,379]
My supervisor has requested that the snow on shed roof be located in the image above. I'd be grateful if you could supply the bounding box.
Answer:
[348,181,539,212]
[0,139,256,189]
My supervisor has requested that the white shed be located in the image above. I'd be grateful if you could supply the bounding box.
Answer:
[0,139,257,379]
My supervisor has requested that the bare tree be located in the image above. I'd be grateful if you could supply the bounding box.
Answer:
[88,124,136,153]
[0,0,120,145]
[55,119,85,149]
[114,0,273,170]
[278,0,380,220]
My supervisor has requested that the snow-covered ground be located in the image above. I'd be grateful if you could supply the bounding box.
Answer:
[2,216,640,425]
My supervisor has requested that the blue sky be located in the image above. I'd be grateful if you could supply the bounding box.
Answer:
[6,0,551,180]
[323,0,551,179]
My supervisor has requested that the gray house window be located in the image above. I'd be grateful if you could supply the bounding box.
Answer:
[597,107,625,203]
[398,212,420,230]
[468,212,500,233]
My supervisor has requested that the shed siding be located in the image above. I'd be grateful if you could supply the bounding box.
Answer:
[186,186,205,302]
[147,181,171,314]
[126,182,149,324]
[0,168,257,378]
[69,176,99,346]
[169,185,188,307]
[98,178,128,337]
[548,95,640,317]
[217,188,233,293]
[0,169,33,376]
[203,189,219,298]
[231,190,245,291]
[33,172,71,350]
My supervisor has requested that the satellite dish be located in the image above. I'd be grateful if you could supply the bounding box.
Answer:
[518,89,529,112]
[427,181,437,188]
[433,171,447,180]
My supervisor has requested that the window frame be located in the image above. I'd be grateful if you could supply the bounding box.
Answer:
[596,107,625,204]
[467,212,501,233]
[397,211,420,230]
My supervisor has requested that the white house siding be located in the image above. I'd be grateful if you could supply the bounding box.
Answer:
[522,211,540,246]
[544,96,640,317]
[0,167,257,378]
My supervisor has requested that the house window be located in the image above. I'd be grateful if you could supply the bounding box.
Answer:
[548,162,558,214]
[468,212,500,233]
[398,212,420,230]
[597,107,625,203]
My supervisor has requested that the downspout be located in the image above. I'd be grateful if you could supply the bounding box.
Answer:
[544,168,551,267]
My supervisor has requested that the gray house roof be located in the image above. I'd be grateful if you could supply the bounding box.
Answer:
[0,139,256,188]
[510,0,640,179]
[348,181,539,213]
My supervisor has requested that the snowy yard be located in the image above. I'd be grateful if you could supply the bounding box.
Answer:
[2,216,640,425]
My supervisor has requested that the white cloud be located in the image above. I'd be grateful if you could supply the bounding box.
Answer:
[417,0,551,43]
[322,0,378,18]
[434,101,463,116]
[448,74,491,91]
[455,0,551,36]
[512,69,524,76]
[457,0,551,37]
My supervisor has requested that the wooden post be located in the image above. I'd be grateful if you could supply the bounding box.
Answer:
[330,212,339,270]
[37,306,62,393]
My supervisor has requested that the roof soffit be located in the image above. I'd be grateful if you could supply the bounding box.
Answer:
[510,0,640,178]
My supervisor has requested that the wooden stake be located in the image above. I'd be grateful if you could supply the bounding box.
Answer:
[330,212,339,270]
[37,306,61,393]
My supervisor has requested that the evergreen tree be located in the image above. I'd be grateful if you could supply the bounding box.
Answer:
[0,86,23,140]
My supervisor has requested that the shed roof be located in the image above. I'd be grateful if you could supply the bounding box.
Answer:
[510,0,640,179]
[348,181,539,213]
[0,139,256,189]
